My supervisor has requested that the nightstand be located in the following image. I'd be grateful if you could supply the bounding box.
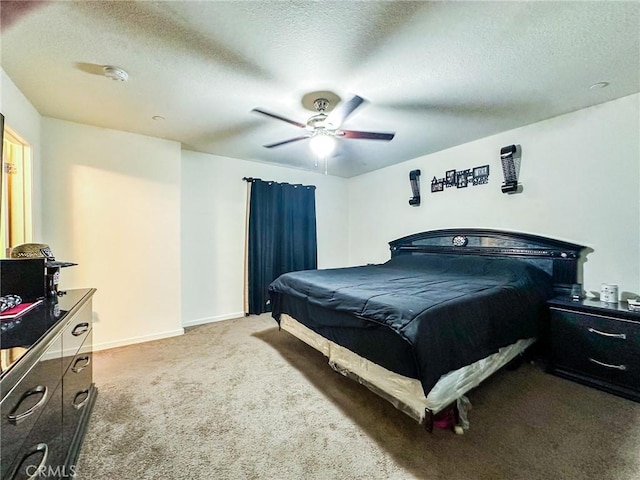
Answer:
[547,297,640,402]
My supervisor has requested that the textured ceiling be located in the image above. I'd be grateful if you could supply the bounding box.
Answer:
[1,1,639,177]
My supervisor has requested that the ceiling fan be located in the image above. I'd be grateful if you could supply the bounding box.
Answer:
[251,95,395,149]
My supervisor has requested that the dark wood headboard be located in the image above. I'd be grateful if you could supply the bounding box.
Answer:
[389,229,586,295]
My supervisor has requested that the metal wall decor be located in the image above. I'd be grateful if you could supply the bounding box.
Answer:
[500,144,522,194]
[431,164,490,193]
[408,169,421,206]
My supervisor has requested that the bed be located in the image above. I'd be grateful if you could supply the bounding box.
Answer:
[268,229,585,431]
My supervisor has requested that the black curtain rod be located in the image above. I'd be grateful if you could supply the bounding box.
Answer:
[242,177,315,189]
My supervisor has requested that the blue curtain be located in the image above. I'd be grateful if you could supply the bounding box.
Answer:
[247,179,317,314]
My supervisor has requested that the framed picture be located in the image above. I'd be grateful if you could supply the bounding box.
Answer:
[431,177,444,192]
[445,169,456,188]
[456,170,469,188]
[473,165,489,177]
[472,165,490,185]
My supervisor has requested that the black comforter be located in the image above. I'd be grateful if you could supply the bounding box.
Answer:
[269,254,553,395]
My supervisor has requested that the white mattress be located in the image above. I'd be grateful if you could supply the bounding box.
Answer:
[280,314,534,424]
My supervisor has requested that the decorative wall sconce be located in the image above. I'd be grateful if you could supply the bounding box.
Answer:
[409,169,421,206]
[500,144,522,194]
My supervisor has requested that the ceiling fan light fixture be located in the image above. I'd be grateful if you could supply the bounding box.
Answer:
[253,93,394,152]
[309,134,336,157]
[313,98,330,112]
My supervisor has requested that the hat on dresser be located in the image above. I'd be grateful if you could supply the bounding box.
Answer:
[10,243,77,268]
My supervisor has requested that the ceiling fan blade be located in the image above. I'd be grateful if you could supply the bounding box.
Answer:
[340,130,395,141]
[326,95,365,126]
[264,135,310,148]
[251,108,307,129]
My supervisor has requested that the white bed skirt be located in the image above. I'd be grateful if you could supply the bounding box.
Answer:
[280,314,534,424]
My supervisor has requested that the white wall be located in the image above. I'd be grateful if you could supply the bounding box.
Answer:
[348,94,640,298]
[1,68,43,238]
[41,118,183,350]
[181,151,349,327]
[6,59,638,348]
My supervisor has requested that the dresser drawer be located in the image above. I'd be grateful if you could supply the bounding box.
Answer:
[4,382,64,480]
[550,308,640,392]
[62,331,93,462]
[0,289,96,480]
[0,336,62,479]
[61,302,92,373]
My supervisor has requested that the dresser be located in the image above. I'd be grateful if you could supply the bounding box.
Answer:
[548,296,640,402]
[0,288,97,479]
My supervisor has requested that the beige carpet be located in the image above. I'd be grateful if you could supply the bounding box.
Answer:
[76,314,640,480]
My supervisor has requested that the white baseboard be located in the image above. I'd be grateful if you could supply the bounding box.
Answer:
[182,311,245,328]
[93,328,185,352]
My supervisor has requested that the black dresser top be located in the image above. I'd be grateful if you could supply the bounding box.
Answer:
[548,296,640,322]
[0,288,95,380]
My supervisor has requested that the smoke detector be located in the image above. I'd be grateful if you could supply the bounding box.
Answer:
[103,66,128,82]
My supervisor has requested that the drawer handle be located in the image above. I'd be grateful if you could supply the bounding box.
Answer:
[72,322,90,336]
[7,386,48,425]
[588,358,627,371]
[8,442,48,480]
[71,355,91,373]
[587,328,626,340]
[73,389,91,410]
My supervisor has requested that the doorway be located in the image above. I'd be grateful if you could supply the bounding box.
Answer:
[1,125,33,255]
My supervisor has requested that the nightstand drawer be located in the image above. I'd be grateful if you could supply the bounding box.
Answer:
[551,310,639,358]
[555,350,640,388]
[549,305,640,399]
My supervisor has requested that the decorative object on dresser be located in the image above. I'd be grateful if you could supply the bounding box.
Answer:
[0,258,46,302]
[9,243,77,299]
[0,299,43,320]
[0,288,97,479]
[548,297,640,402]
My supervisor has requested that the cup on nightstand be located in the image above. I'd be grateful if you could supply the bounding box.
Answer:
[570,284,583,301]
[600,284,619,304]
